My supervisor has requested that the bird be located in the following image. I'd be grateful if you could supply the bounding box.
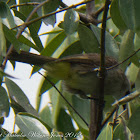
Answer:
[7,50,130,99]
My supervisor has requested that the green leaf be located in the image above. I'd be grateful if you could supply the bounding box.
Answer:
[128,106,140,140]
[40,76,58,95]
[97,123,112,140]
[0,86,10,117]
[64,9,79,35]
[119,0,140,32]
[52,32,80,58]
[119,30,135,71]
[19,0,33,17]
[78,24,100,53]
[56,108,76,140]
[0,2,15,28]
[6,0,16,7]
[35,0,59,26]
[134,33,140,59]
[0,2,7,18]
[45,27,64,44]
[42,30,66,56]
[135,71,140,90]
[110,0,127,31]
[39,105,54,128]
[16,113,50,140]
[126,63,139,83]
[2,24,20,52]
[113,118,132,140]
[59,41,83,58]
[64,94,89,131]
[13,10,43,51]
[5,78,39,117]
[0,18,6,56]
[12,30,39,51]
[49,82,64,125]
[90,24,119,59]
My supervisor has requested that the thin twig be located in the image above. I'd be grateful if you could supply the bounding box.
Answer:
[38,72,89,127]
[107,48,140,70]
[112,105,119,127]
[10,2,39,9]
[6,0,11,4]
[114,32,120,39]
[11,0,93,30]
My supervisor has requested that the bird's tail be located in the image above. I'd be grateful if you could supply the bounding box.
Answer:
[7,50,56,66]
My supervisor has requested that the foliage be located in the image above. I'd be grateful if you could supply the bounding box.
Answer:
[0,0,139,140]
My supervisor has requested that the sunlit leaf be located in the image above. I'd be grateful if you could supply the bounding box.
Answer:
[64,9,79,35]
[113,118,132,140]
[119,30,135,71]
[97,123,112,140]
[0,2,15,28]
[0,18,6,56]
[16,113,50,140]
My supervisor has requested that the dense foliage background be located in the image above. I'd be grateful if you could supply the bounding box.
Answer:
[0,0,140,139]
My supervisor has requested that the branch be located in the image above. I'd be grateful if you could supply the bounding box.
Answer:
[107,48,140,70]
[98,0,111,133]
[112,89,140,106]
[89,0,110,139]
[10,2,39,9]
[11,0,94,30]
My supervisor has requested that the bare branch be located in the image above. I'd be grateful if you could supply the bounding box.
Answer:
[89,0,110,139]
[10,2,39,9]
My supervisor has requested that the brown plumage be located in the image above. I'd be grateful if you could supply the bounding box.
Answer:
[8,50,130,99]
